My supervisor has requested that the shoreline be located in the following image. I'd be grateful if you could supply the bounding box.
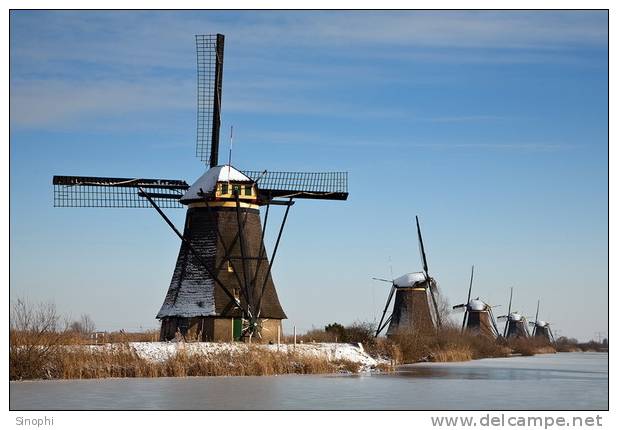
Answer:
[9,340,581,382]
[10,350,607,383]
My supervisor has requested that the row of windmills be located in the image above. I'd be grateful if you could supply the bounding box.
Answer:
[52,34,348,343]
[496,289,555,342]
[372,221,556,344]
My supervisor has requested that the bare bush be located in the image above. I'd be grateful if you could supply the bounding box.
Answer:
[10,299,64,380]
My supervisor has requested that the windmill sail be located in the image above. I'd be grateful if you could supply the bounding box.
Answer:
[242,170,348,200]
[416,216,441,328]
[196,34,225,167]
[53,175,188,208]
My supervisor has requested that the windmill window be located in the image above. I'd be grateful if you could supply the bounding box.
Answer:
[220,183,229,195]
[227,261,234,272]
[244,185,252,196]
[232,184,240,195]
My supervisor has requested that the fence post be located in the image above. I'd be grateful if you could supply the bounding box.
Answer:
[293,326,297,351]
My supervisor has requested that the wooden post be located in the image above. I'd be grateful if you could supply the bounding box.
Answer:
[277,324,281,351]
[293,325,296,351]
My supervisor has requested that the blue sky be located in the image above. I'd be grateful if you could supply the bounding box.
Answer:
[10,11,607,340]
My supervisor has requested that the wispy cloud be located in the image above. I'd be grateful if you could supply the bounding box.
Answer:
[243,130,578,153]
[414,115,508,123]
[9,11,607,130]
[405,142,579,152]
[11,11,607,75]
[10,77,193,128]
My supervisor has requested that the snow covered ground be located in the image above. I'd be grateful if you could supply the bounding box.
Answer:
[122,341,379,371]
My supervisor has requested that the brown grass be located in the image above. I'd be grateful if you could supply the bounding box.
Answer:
[430,346,473,362]
[508,337,556,356]
[11,343,362,380]
[386,326,509,363]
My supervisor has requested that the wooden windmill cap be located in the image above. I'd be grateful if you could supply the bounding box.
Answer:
[180,164,252,203]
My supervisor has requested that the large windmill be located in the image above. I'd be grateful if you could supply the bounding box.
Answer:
[497,287,530,339]
[52,34,348,342]
[451,266,500,338]
[529,300,555,343]
[374,216,442,337]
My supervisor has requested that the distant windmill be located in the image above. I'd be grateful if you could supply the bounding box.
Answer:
[529,300,555,343]
[497,287,530,339]
[451,266,500,338]
[374,216,442,337]
[52,34,349,342]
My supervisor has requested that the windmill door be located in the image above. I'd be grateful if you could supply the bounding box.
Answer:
[233,318,242,341]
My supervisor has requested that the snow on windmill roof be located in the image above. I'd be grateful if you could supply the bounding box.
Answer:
[536,320,548,327]
[510,313,523,321]
[468,299,486,311]
[180,165,252,203]
[393,272,427,288]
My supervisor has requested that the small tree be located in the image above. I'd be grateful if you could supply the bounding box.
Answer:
[69,314,96,335]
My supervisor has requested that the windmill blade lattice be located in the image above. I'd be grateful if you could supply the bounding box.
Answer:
[53,175,188,208]
[196,34,225,166]
[242,170,348,200]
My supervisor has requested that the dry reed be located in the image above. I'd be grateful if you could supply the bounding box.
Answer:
[10,341,362,381]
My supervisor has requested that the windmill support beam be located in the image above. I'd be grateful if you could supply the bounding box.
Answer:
[461,311,468,332]
[249,203,270,300]
[488,308,500,338]
[256,198,293,317]
[376,314,393,336]
[375,285,395,337]
[266,199,296,206]
[428,287,442,329]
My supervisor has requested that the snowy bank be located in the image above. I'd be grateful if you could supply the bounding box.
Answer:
[125,341,379,371]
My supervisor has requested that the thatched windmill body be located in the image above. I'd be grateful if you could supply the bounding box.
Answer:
[452,266,500,338]
[374,217,442,337]
[497,287,530,339]
[52,34,348,342]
